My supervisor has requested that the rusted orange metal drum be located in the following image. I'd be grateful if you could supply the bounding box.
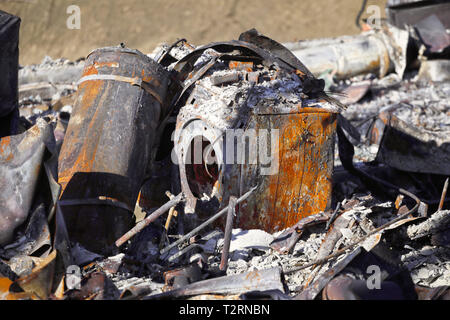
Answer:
[58,46,171,254]
[238,108,336,232]
[176,106,337,233]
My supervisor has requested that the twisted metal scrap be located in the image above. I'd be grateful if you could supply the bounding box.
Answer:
[285,189,422,274]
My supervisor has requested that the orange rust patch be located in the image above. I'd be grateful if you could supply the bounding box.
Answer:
[228,61,253,72]
[368,59,380,70]
[361,22,372,32]
[94,62,119,69]
[378,111,391,124]
[296,69,306,77]
[0,278,33,300]
[0,136,11,154]
[0,278,12,293]
[141,69,153,83]
[83,65,99,76]
[244,270,261,281]
[58,66,104,193]
[141,69,156,84]
[262,112,336,232]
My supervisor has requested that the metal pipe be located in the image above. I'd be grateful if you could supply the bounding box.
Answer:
[286,33,393,79]
[143,267,284,300]
[166,230,223,262]
[326,202,341,231]
[115,193,184,247]
[438,177,449,211]
[159,191,177,249]
[220,196,237,272]
[18,64,84,86]
[160,186,256,255]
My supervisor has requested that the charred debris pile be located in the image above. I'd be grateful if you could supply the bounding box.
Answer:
[0,6,449,300]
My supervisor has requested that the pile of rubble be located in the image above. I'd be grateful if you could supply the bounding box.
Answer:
[0,5,449,301]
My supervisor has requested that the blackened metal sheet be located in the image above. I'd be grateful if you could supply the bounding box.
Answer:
[0,119,53,246]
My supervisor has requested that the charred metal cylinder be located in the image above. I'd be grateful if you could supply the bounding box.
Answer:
[285,33,393,79]
[58,46,171,254]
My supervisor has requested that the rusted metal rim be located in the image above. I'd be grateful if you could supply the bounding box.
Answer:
[172,40,296,81]
[175,118,225,213]
[86,46,153,64]
[255,106,340,116]
[76,74,164,104]
[83,46,170,107]
[58,197,134,213]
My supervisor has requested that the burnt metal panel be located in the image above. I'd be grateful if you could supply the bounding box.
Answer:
[376,112,450,176]
[0,119,53,246]
[386,0,450,30]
